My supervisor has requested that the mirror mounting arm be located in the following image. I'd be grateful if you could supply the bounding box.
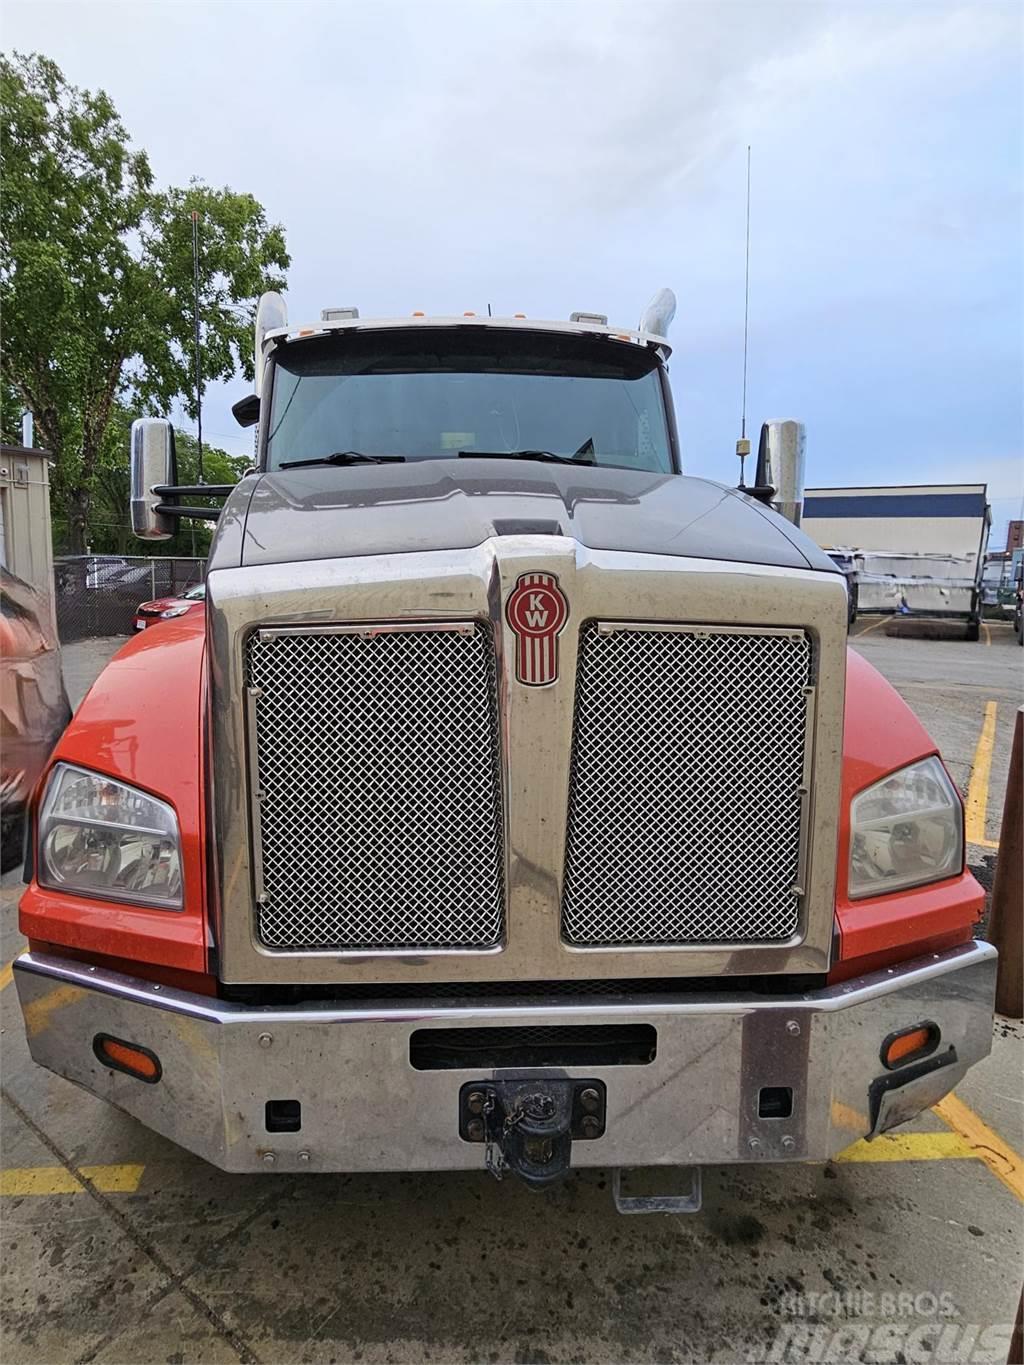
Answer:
[153,484,235,498]
[154,503,225,522]
[742,483,777,507]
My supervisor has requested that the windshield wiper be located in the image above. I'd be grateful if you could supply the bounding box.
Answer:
[458,448,594,466]
[279,451,406,469]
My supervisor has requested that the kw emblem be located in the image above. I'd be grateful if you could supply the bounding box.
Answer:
[506,573,569,686]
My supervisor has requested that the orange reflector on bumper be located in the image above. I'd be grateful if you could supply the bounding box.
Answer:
[881,1023,940,1069]
[93,1034,162,1083]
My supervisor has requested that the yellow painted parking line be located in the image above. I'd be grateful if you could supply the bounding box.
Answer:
[0,960,12,993]
[934,1093,1024,1202]
[982,621,991,647]
[1,1163,145,1196]
[965,700,1000,849]
[837,1131,978,1163]
[855,616,890,639]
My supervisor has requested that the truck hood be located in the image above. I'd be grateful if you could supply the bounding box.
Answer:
[212,459,837,573]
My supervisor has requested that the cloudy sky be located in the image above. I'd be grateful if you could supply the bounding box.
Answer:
[7,0,1023,542]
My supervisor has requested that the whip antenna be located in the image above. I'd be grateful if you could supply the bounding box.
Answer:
[191,209,204,483]
[737,146,752,486]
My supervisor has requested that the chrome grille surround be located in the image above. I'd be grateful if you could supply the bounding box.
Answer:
[246,622,505,952]
[209,545,848,985]
[562,623,813,947]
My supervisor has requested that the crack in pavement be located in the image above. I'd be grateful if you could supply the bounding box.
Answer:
[2,1088,263,1365]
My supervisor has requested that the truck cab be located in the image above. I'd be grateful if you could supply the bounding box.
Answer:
[14,293,995,1208]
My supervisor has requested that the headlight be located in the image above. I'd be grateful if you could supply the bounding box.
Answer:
[160,604,191,619]
[849,756,963,899]
[38,763,183,910]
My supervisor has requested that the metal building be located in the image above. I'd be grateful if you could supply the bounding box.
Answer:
[0,444,57,627]
[802,484,991,633]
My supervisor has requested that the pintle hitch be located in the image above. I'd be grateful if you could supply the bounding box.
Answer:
[459,1079,606,1190]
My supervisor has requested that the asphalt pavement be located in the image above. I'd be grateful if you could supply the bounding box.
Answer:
[1,622,1021,1364]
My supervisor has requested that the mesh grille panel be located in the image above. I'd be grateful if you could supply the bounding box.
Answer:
[247,625,504,951]
[562,625,811,946]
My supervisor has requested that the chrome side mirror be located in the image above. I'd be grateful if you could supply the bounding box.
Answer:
[130,418,178,540]
[755,420,806,527]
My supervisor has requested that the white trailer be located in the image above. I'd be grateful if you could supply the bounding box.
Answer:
[802,484,991,639]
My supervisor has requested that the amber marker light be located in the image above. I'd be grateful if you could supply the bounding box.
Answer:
[880,1023,940,1070]
[94,1034,162,1083]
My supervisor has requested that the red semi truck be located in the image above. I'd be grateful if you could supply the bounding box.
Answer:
[13,292,994,1210]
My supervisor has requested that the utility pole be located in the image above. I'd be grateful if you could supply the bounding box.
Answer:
[191,209,204,484]
[736,145,752,487]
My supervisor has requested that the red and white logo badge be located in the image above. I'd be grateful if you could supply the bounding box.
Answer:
[506,573,569,686]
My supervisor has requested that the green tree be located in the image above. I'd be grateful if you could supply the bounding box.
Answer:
[0,52,288,552]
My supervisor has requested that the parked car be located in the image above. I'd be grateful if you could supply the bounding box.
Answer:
[134,581,206,631]
[0,568,72,871]
[86,557,151,591]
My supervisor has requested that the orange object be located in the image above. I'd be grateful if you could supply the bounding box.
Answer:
[882,1025,938,1068]
[1,568,72,870]
[19,611,209,974]
[94,1034,161,1082]
[829,649,983,979]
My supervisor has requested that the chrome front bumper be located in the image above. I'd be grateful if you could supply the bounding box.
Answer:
[14,942,996,1174]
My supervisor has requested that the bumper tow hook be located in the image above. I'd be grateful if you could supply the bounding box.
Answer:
[480,1081,579,1189]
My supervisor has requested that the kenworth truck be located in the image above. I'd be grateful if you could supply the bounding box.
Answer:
[13,291,996,1211]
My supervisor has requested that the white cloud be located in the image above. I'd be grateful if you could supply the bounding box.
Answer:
[4,0,1021,502]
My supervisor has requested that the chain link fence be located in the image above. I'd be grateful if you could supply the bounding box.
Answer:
[54,555,206,643]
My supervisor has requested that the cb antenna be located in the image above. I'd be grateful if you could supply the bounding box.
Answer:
[191,209,204,484]
[737,145,752,487]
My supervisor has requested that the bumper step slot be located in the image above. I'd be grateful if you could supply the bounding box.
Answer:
[411,1023,656,1070]
[612,1166,702,1215]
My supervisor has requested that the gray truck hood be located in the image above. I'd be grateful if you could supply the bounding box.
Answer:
[210,460,837,574]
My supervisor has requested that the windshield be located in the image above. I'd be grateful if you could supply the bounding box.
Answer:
[265,330,674,474]
[183,583,206,600]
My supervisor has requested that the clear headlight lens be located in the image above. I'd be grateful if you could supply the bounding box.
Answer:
[38,763,183,910]
[159,604,191,618]
[849,756,963,899]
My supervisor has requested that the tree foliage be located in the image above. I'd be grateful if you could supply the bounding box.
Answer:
[0,52,288,552]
